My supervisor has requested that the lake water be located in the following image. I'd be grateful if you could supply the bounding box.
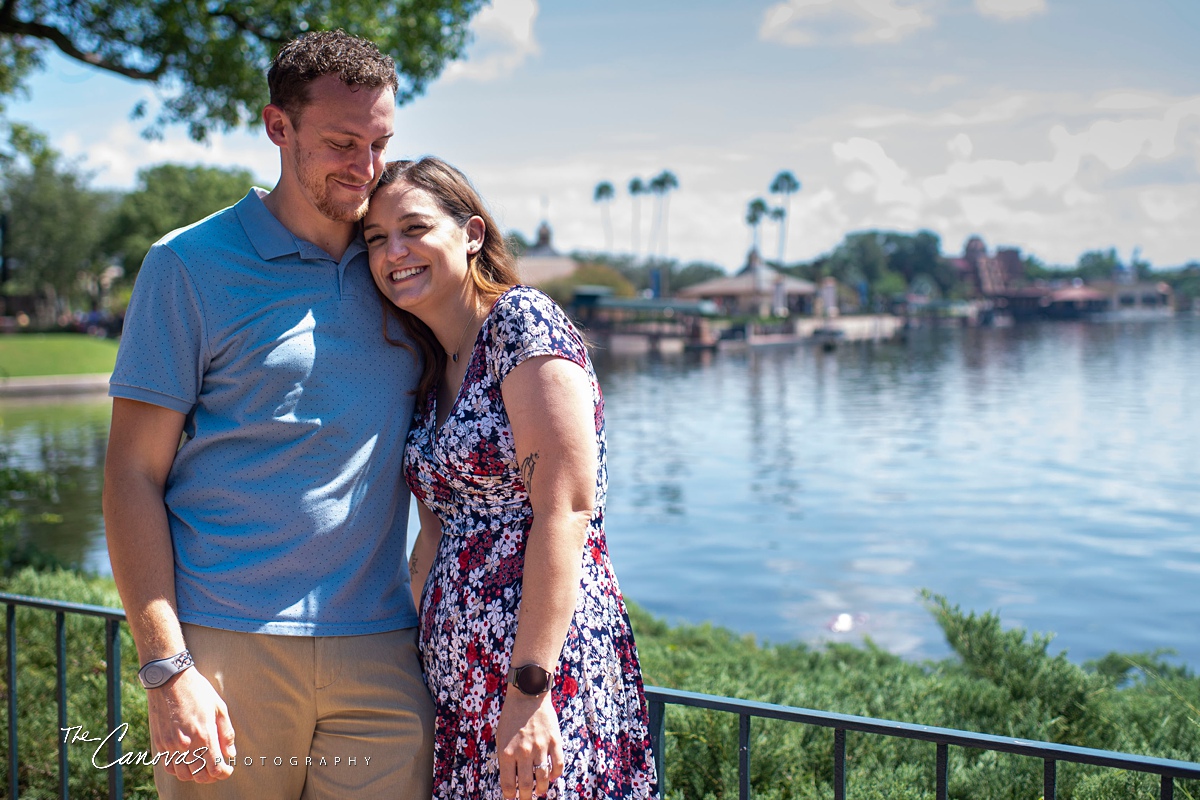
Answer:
[2,317,1198,666]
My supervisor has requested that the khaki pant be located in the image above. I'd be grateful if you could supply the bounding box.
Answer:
[155,624,434,800]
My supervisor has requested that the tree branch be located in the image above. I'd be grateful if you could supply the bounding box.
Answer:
[0,18,165,82]
[207,7,288,45]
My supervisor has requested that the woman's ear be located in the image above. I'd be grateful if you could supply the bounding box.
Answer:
[465,216,487,254]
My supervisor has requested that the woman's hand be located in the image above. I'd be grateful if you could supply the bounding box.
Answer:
[496,690,565,800]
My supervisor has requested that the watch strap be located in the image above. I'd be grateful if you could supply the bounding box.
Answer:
[138,649,194,689]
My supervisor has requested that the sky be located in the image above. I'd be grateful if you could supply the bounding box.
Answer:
[9,0,1200,273]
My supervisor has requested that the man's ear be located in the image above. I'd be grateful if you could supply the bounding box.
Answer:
[263,104,292,148]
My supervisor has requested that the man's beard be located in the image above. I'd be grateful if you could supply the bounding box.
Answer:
[294,147,371,223]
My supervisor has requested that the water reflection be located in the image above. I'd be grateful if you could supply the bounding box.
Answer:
[0,395,112,573]
[5,318,1200,666]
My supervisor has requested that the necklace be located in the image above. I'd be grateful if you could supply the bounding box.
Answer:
[448,304,482,363]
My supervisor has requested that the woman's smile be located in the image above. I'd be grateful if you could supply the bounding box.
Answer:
[389,265,427,282]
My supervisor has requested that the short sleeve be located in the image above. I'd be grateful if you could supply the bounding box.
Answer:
[109,242,208,415]
[486,287,588,386]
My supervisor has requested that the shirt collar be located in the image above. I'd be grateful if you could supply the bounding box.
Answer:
[234,188,366,266]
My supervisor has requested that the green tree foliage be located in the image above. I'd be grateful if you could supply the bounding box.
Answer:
[1077,248,1123,281]
[672,262,725,293]
[105,163,256,281]
[0,0,487,141]
[539,262,636,307]
[746,197,768,252]
[0,135,115,321]
[632,592,1200,800]
[593,180,615,253]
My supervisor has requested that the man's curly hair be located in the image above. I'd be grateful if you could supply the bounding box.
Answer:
[268,30,399,126]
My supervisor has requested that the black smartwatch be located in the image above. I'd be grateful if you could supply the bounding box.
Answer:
[138,649,194,689]
[508,663,554,697]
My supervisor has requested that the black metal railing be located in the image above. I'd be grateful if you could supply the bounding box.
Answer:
[645,686,1200,800]
[3,592,125,800]
[5,591,1200,799]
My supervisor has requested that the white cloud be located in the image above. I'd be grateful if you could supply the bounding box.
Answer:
[974,0,1047,21]
[58,117,278,189]
[760,0,933,46]
[442,0,540,82]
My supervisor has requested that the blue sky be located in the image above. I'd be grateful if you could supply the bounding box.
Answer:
[10,0,1200,271]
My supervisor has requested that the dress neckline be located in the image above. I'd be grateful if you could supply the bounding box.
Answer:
[430,287,520,436]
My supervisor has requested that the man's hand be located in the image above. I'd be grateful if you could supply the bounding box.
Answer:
[147,668,236,783]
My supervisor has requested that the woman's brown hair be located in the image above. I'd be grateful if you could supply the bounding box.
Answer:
[371,157,520,410]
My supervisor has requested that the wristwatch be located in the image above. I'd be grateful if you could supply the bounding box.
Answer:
[138,649,194,689]
[508,663,554,697]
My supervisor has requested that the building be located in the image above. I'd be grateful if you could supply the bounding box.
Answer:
[515,221,577,287]
[676,248,816,316]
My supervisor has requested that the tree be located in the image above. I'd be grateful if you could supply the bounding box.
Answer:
[105,164,256,280]
[647,169,679,263]
[1077,248,1122,281]
[0,1,488,141]
[769,170,800,265]
[628,177,646,259]
[746,198,769,252]
[672,262,724,293]
[768,206,786,264]
[1,137,114,323]
[593,181,615,254]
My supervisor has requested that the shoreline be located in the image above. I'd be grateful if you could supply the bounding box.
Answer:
[0,373,111,397]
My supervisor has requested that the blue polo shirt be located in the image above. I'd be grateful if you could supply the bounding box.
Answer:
[110,189,421,635]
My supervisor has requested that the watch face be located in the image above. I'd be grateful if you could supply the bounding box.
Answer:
[143,666,165,686]
[516,665,551,695]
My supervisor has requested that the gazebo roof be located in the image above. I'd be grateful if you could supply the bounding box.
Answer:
[677,268,816,298]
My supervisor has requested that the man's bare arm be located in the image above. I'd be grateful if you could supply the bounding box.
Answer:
[103,398,235,783]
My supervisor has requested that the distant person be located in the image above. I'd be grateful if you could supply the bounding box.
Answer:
[362,157,658,800]
[102,31,433,799]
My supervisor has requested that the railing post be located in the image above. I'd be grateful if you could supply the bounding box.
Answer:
[1044,758,1056,800]
[56,611,68,800]
[833,728,846,800]
[648,696,666,796]
[105,619,124,799]
[1161,773,1174,800]
[6,604,17,800]
[936,742,948,800]
[738,714,751,800]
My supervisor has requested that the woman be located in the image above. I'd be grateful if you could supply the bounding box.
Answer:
[363,157,658,800]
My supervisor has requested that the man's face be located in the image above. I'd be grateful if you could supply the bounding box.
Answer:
[283,74,395,223]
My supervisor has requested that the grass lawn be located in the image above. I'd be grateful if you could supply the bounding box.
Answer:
[0,333,119,377]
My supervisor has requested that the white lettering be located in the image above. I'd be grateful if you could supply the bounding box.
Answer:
[319,757,328,766]
[244,757,253,766]
[306,756,313,766]
[274,757,282,766]
[334,757,341,766]
[347,757,356,765]
[364,756,371,766]
[290,757,299,766]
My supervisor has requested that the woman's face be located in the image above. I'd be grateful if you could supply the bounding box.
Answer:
[363,180,485,316]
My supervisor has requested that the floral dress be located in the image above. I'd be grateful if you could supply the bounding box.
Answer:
[405,286,658,799]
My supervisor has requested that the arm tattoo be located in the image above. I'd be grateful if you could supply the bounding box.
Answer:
[520,451,540,492]
[409,553,420,576]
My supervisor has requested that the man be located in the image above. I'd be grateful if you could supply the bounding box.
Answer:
[102,31,433,798]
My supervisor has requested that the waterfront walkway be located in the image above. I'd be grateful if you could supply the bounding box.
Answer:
[0,373,110,397]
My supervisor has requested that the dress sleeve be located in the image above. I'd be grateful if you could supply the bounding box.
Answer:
[486,286,589,386]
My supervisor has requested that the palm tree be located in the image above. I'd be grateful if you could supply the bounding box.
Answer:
[594,181,615,253]
[769,170,801,266]
[648,169,679,263]
[628,177,646,259]
[746,197,769,252]
[769,206,786,266]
